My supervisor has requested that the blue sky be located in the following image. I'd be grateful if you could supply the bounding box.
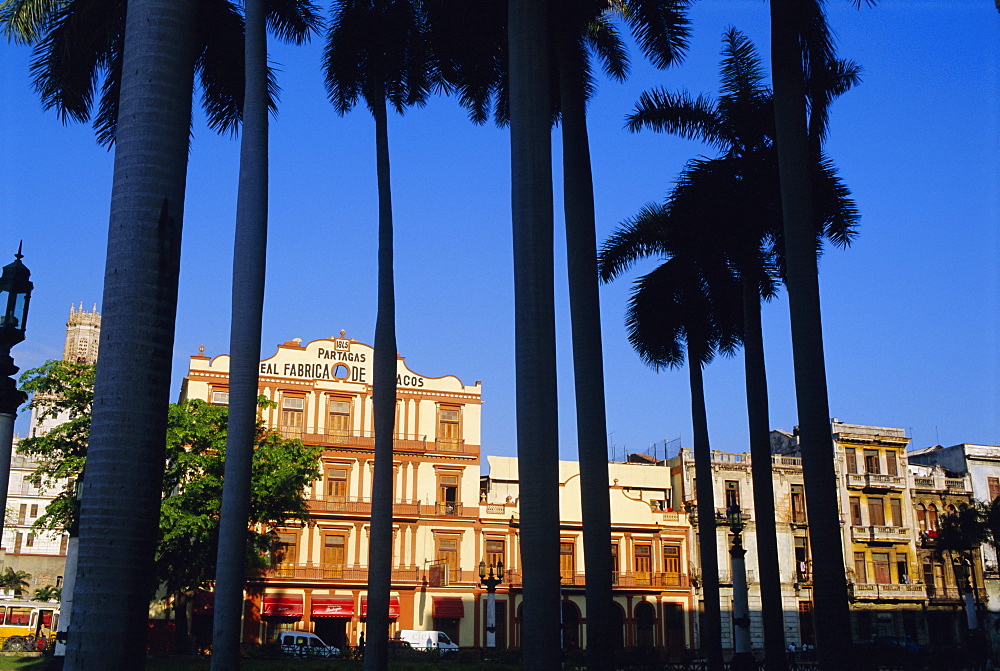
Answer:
[1,1,997,461]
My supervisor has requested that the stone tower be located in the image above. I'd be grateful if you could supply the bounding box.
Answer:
[63,302,101,364]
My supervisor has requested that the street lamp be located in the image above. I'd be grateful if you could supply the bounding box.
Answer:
[478,560,504,649]
[0,244,32,544]
[727,504,752,670]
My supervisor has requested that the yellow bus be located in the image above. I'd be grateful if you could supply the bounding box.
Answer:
[0,600,59,651]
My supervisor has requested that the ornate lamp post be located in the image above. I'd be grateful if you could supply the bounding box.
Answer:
[0,244,32,543]
[479,559,504,648]
[728,504,753,670]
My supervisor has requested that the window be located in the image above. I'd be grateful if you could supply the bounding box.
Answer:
[13,533,21,554]
[845,448,858,474]
[663,545,681,586]
[724,481,740,509]
[868,498,885,526]
[322,534,346,579]
[17,504,26,525]
[485,539,504,570]
[29,504,37,518]
[791,484,806,523]
[634,544,652,586]
[895,553,909,584]
[927,503,939,530]
[272,532,297,577]
[873,552,891,584]
[437,407,461,451]
[916,505,927,531]
[989,477,1000,502]
[280,396,304,438]
[327,399,351,439]
[854,552,867,583]
[794,537,810,582]
[611,543,620,582]
[885,451,898,476]
[864,450,880,474]
[435,535,460,583]
[325,468,348,507]
[211,390,229,405]
[59,535,68,555]
[849,497,863,525]
[922,559,935,593]
[889,499,903,527]
[437,472,461,515]
[560,542,576,582]
[25,534,33,548]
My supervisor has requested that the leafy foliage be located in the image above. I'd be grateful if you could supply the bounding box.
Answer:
[33,584,61,601]
[17,360,322,596]
[0,567,31,596]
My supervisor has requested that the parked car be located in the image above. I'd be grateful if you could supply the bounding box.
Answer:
[278,631,339,658]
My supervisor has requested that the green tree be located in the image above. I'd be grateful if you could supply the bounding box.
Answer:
[323,3,436,666]
[615,29,858,666]
[0,567,32,597]
[18,361,321,655]
[935,502,987,633]
[33,584,61,602]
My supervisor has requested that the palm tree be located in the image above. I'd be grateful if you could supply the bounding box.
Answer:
[507,0,562,667]
[323,2,435,667]
[33,584,61,601]
[621,29,858,666]
[551,5,688,666]
[599,248,741,670]
[0,568,32,597]
[212,0,319,668]
[3,2,315,667]
[768,1,869,660]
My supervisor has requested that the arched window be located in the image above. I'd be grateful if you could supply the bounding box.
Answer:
[916,504,927,531]
[634,601,656,648]
[928,504,939,530]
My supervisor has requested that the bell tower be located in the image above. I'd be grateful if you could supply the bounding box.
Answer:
[63,302,101,364]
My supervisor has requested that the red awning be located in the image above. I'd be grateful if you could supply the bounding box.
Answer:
[262,593,303,618]
[361,597,400,618]
[312,596,355,617]
[433,597,464,618]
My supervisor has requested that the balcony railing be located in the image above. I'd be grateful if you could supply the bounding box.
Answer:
[850,583,926,600]
[269,427,474,453]
[926,586,961,601]
[308,497,421,516]
[503,570,689,589]
[845,473,906,490]
[432,502,464,516]
[871,526,910,542]
[265,565,423,582]
[945,478,971,494]
[717,570,755,585]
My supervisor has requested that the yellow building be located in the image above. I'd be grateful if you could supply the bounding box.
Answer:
[181,334,694,653]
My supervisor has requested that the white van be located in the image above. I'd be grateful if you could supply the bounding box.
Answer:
[278,631,340,658]
[396,629,459,652]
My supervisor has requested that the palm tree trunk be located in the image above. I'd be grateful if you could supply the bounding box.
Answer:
[556,36,614,671]
[211,0,268,668]
[769,0,851,661]
[364,82,395,671]
[508,0,561,665]
[742,278,785,669]
[689,352,722,671]
[65,1,196,668]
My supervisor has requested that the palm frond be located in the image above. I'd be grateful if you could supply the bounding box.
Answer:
[0,0,64,44]
[265,0,322,45]
[616,0,690,70]
[585,14,629,83]
[598,203,674,282]
[626,88,728,148]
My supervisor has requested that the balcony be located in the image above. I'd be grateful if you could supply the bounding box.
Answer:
[846,473,906,490]
[265,565,423,583]
[269,427,477,455]
[919,529,939,548]
[871,526,911,542]
[717,570,756,586]
[945,478,971,494]
[432,502,464,516]
[926,586,961,602]
[850,583,926,600]
[503,571,690,589]
[307,497,421,517]
[689,506,752,525]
